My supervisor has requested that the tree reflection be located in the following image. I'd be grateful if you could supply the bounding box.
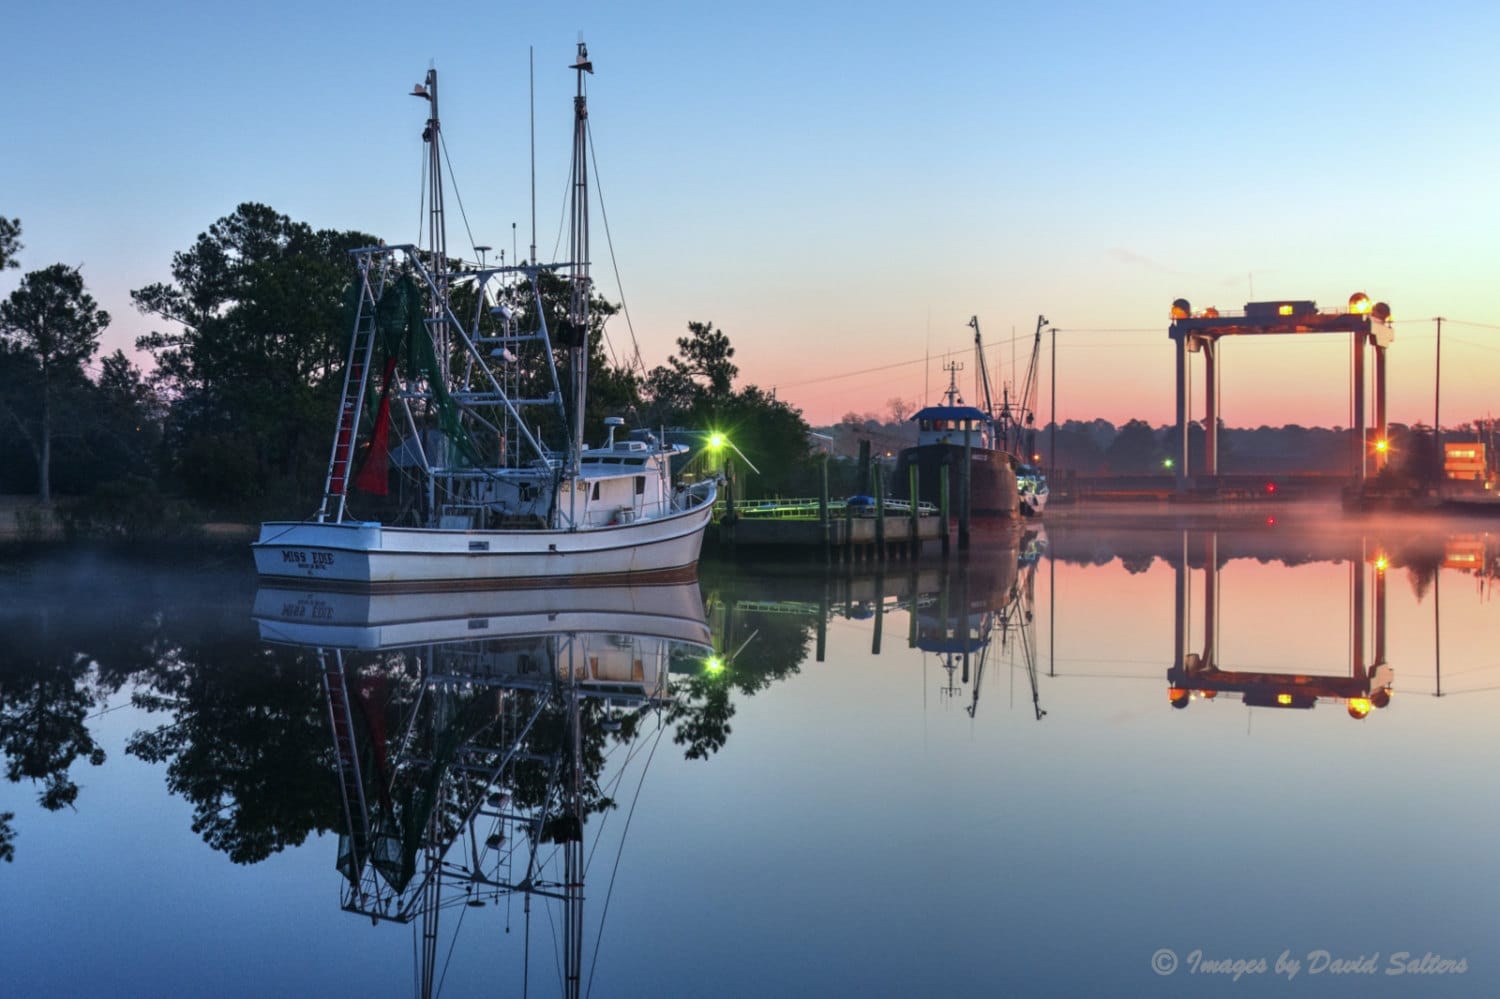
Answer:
[667,589,814,760]
[0,562,337,865]
[0,607,113,861]
[126,641,338,864]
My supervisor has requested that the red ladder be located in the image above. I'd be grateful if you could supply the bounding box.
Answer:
[319,302,378,522]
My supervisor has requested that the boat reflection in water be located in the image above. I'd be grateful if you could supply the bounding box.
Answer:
[254,581,713,998]
[917,526,1046,718]
[704,523,1048,721]
[1165,531,1395,720]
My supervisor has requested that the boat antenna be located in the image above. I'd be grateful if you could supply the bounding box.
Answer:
[529,46,537,265]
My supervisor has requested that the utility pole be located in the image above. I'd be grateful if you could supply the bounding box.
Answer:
[1434,316,1443,480]
[1049,324,1057,477]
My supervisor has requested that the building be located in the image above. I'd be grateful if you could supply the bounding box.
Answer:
[1444,440,1488,481]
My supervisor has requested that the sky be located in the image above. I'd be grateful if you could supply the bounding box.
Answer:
[5,0,1498,430]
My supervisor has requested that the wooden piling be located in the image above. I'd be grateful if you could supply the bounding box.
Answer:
[959,427,972,551]
[819,454,831,564]
[908,464,920,557]
[939,470,951,556]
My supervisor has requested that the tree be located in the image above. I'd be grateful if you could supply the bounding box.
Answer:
[1104,418,1161,473]
[132,203,377,511]
[0,216,20,271]
[0,264,110,501]
[643,320,737,416]
[641,320,816,496]
[887,397,915,423]
[89,350,166,482]
[674,320,738,396]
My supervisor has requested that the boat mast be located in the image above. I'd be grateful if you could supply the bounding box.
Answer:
[1017,314,1046,460]
[567,40,594,482]
[413,68,449,382]
[970,316,995,420]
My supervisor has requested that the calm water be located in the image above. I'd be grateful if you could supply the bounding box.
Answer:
[3,506,1497,998]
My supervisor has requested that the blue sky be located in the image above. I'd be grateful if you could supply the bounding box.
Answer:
[5,1,1498,427]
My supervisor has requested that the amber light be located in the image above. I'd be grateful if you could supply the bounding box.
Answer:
[1276,693,1294,706]
[1171,298,1191,319]
[1348,291,1372,315]
[1348,697,1373,719]
[1277,304,1295,316]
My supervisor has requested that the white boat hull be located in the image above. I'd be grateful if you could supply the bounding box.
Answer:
[253,494,714,589]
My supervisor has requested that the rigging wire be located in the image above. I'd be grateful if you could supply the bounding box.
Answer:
[584,717,669,999]
[438,131,481,263]
[586,118,639,375]
[582,722,659,873]
[432,887,474,999]
[415,139,428,252]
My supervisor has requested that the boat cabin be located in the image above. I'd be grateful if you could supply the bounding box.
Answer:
[911,404,995,450]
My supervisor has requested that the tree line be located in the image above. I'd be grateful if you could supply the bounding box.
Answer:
[0,206,820,533]
[5,204,1482,534]
[827,413,1484,482]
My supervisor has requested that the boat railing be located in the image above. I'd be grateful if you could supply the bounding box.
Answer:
[715,497,940,519]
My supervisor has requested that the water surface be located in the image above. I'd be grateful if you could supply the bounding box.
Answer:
[2,509,1495,997]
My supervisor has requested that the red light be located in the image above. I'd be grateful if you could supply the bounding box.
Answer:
[1265,481,1277,494]
[1266,516,1277,527]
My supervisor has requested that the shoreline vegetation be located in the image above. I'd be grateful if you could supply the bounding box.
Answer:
[0,495,254,546]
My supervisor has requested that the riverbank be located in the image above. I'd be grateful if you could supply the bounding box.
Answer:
[0,496,62,541]
[0,495,260,544]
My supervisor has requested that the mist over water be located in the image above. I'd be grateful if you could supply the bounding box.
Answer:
[2,507,1495,997]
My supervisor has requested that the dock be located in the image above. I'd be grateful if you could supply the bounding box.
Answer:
[713,497,948,561]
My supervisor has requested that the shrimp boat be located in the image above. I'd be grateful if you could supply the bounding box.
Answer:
[894,315,1049,519]
[894,357,1021,517]
[254,44,716,589]
[894,315,1051,518]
